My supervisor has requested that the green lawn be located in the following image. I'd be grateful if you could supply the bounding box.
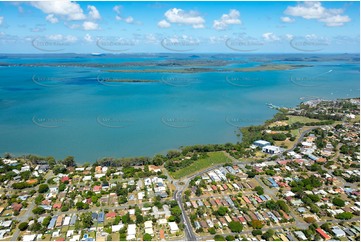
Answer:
[170,152,231,179]
[286,115,322,125]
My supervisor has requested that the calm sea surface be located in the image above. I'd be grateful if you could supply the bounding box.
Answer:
[0,54,359,163]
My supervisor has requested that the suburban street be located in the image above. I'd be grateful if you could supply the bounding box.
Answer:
[11,171,53,241]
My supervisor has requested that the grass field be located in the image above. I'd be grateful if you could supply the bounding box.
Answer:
[170,152,231,179]
[286,115,322,125]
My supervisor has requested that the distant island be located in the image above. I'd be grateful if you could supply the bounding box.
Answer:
[106,64,310,74]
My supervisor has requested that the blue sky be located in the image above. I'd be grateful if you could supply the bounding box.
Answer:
[0,1,359,53]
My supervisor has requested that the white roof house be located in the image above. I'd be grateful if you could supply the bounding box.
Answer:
[138,192,145,200]
[158,218,167,225]
[0,230,8,239]
[70,235,80,241]
[94,174,105,179]
[294,231,307,240]
[0,221,12,228]
[253,140,271,147]
[285,191,296,197]
[126,224,137,240]
[144,221,153,229]
[22,234,36,241]
[83,176,92,181]
[168,222,179,234]
[262,145,281,154]
[63,216,71,226]
[145,227,154,236]
[112,224,124,232]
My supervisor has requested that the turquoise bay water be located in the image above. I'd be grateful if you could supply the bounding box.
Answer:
[0,54,359,163]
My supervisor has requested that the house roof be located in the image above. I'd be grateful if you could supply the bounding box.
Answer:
[316,228,331,240]
[106,212,117,218]
[53,203,62,209]
[12,203,22,211]
[159,230,165,240]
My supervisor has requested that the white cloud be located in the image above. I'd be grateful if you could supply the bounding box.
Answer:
[165,35,200,45]
[46,14,59,24]
[280,16,295,23]
[82,21,99,30]
[87,5,101,20]
[285,34,294,40]
[319,15,351,27]
[113,5,121,15]
[84,33,93,42]
[144,34,158,43]
[31,1,86,21]
[284,1,350,27]
[305,34,318,39]
[48,34,63,41]
[162,8,205,29]
[158,20,171,28]
[125,16,134,24]
[47,34,77,43]
[209,35,228,44]
[0,16,3,25]
[64,35,77,43]
[112,5,137,24]
[262,32,280,41]
[213,9,241,30]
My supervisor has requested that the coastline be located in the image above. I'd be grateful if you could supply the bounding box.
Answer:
[5,97,359,166]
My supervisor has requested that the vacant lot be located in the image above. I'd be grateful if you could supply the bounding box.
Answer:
[286,115,321,125]
[170,152,231,179]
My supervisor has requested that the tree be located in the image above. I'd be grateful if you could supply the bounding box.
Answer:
[254,186,264,195]
[59,183,66,192]
[304,217,316,223]
[32,206,45,215]
[214,235,226,241]
[225,235,235,241]
[332,197,345,207]
[80,213,93,228]
[38,184,49,193]
[251,220,263,229]
[217,206,228,216]
[195,187,202,196]
[42,216,51,227]
[252,229,262,236]
[246,171,256,178]
[61,205,69,212]
[122,213,131,224]
[308,194,320,202]
[171,206,182,217]
[208,227,216,234]
[276,200,290,213]
[309,204,320,214]
[91,195,98,204]
[262,229,275,240]
[335,212,353,220]
[228,221,243,233]
[272,133,287,141]
[18,222,28,231]
[143,233,152,241]
[62,156,76,167]
[167,215,176,222]
[29,222,42,232]
[76,202,85,210]
[136,214,144,224]
[35,194,44,205]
